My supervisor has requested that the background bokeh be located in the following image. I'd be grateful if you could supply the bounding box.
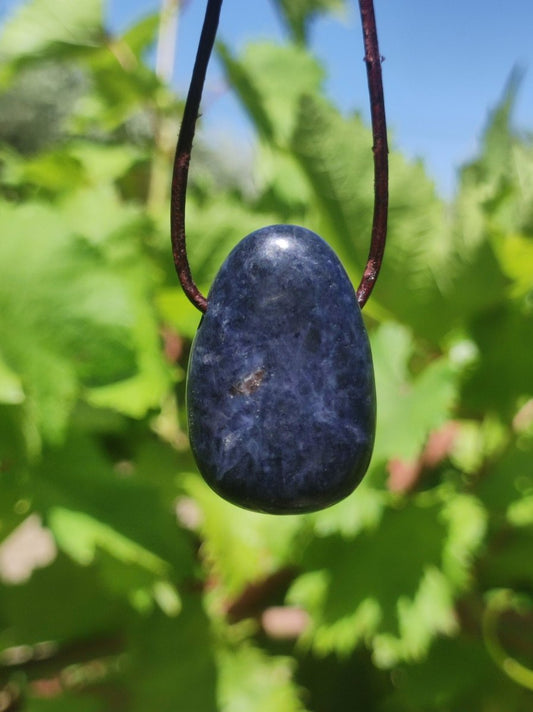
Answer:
[0,1,532,710]
[111,0,533,199]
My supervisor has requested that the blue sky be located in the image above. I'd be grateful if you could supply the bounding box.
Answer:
[3,1,533,197]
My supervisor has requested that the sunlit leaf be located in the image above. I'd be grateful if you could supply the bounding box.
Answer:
[273,0,345,44]
[218,644,307,712]
[0,354,24,406]
[308,481,387,539]
[0,0,104,63]
[35,434,194,576]
[218,41,324,145]
[185,474,302,596]
[477,434,533,515]
[371,323,458,463]
[121,13,159,58]
[288,493,485,665]
[185,191,280,286]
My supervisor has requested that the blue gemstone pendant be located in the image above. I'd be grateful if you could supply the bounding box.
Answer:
[187,225,376,514]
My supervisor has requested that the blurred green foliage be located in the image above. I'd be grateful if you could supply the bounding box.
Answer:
[0,0,532,710]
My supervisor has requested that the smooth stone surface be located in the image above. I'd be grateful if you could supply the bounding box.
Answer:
[187,225,376,514]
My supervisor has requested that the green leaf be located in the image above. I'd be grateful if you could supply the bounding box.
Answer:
[309,481,386,539]
[288,493,485,666]
[218,644,307,712]
[441,494,488,588]
[0,147,86,194]
[272,0,345,44]
[290,95,374,271]
[81,45,160,129]
[0,62,85,153]
[481,527,533,590]
[0,354,24,405]
[0,0,104,63]
[63,187,172,416]
[121,13,160,58]
[0,553,124,646]
[127,596,218,712]
[218,41,324,145]
[507,495,533,527]
[48,506,169,573]
[25,697,101,712]
[477,434,533,516]
[462,303,533,418]
[25,696,101,712]
[0,199,144,439]
[35,433,194,577]
[289,94,468,338]
[185,474,302,596]
[459,69,522,199]
[493,232,533,299]
[254,145,312,217]
[291,93,509,340]
[85,293,171,418]
[0,406,32,541]
[371,323,458,463]
[47,507,182,615]
[67,141,143,187]
[0,187,172,429]
[388,635,532,712]
[155,287,201,342]
[185,191,280,287]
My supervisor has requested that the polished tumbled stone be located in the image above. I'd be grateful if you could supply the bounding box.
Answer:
[187,225,376,514]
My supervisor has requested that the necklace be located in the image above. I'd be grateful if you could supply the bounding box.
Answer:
[171,0,388,514]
